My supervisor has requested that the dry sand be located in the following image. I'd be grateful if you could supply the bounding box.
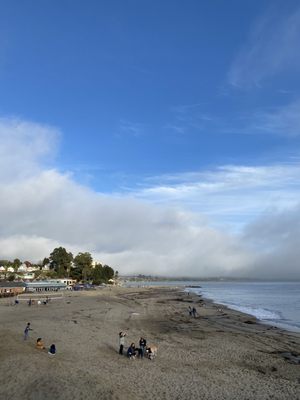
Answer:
[0,286,300,400]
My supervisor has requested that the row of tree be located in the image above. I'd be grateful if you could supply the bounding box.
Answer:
[47,247,115,284]
[0,247,117,285]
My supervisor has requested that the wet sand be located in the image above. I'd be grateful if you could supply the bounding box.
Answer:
[0,286,299,400]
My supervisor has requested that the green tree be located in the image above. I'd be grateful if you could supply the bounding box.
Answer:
[73,252,93,282]
[102,265,114,282]
[13,258,22,271]
[49,247,73,278]
[42,257,50,267]
[8,273,15,282]
[91,263,115,284]
[91,263,104,285]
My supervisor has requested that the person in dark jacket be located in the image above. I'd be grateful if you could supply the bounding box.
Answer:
[127,343,136,359]
[139,337,147,358]
[48,344,56,355]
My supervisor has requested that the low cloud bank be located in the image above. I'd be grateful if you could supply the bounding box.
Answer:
[0,118,299,279]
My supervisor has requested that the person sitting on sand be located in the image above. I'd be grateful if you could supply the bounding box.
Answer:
[48,344,56,355]
[36,338,45,350]
[127,343,136,359]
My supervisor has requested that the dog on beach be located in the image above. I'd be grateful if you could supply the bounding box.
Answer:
[146,345,158,360]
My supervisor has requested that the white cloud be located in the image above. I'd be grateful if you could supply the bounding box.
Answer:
[242,205,300,279]
[118,119,145,137]
[228,7,300,88]
[0,117,59,182]
[0,117,299,278]
[134,164,300,229]
[250,100,300,137]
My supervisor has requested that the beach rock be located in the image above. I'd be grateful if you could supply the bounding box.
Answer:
[244,320,256,324]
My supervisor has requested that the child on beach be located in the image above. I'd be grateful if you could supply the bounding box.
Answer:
[48,344,56,355]
[24,322,32,340]
[36,338,45,350]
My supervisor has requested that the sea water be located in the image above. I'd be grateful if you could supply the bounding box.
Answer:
[125,280,300,333]
[187,281,300,333]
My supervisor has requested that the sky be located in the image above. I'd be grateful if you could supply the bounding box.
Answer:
[0,0,300,278]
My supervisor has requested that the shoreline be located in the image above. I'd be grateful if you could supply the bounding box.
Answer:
[1,286,300,399]
[126,282,300,335]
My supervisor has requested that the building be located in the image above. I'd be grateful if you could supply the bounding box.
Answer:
[49,278,76,287]
[25,281,67,292]
[0,282,26,297]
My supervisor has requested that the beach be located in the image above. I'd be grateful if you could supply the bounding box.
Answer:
[0,286,299,400]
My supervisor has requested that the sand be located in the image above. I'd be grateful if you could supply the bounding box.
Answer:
[0,286,300,400]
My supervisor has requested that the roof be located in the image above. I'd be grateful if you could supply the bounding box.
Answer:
[25,281,66,288]
[0,281,26,288]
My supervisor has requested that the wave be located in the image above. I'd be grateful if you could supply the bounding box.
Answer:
[221,303,281,321]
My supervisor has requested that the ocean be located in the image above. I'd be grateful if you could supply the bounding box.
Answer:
[186,281,300,333]
[125,280,300,333]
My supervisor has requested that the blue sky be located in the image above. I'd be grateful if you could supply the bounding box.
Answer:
[1,1,300,277]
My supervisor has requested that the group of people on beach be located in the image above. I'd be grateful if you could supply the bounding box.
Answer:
[27,297,50,306]
[188,306,198,318]
[119,332,155,360]
[23,322,56,355]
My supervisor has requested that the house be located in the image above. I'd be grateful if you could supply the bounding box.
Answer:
[0,282,26,297]
[49,278,76,287]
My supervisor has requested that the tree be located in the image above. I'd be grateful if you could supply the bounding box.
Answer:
[8,273,15,282]
[91,264,114,284]
[91,264,104,285]
[13,258,22,271]
[73,252,93,282]
[102,265,114,282]
[42,258,50,266]
[49,247,73,278]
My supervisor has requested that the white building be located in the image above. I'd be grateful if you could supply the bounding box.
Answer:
[49,278,76,287]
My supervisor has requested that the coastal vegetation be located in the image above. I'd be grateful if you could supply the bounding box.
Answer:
[0,247,115,284]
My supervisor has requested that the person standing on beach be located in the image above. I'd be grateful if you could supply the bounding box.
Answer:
[139,337,147,358]
[188,306,192,316]
[192,307,197,318]
[24,322,32,340]
[119,332,126,355]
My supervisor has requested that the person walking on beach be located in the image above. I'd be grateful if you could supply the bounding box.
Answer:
[192,307,197,318]
[24,322,32,340]
[188,306,192,316]
[119,332,126,355]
